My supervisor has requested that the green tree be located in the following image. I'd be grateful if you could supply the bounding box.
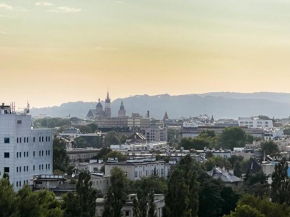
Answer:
[228,156,244,168]
[76,171,97,217]
[234,161,242,177]
[225,205,265,217]
[0,175,17,217]
[62,171,97,217]
[164,155,199,217]
[131,176,167,195]
[103,167,130,217]
[237,194,290,217]
[62,192,81,217]
[219,127,250,150]
[283,128,290,136]
[220,186,240,216]
[180,137,211,150]
[243,171,269,197]
[261,141,279,156]
[53,138,69,173]
[271,158,290,205]
[197,174,224,217]
[120,135,127,144]
[104,131,120,147]
[147,191,157,217]
[203,156,232,171]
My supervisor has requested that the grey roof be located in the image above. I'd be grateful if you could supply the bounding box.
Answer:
[207,167,242,183]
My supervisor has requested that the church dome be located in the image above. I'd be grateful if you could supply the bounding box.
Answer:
[96,99,103,108]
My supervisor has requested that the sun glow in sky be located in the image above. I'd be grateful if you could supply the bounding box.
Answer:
[1,0,290,107]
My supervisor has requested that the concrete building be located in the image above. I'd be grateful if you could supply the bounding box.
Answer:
[66,148,101,162]
[238,117,273,129]
[105,158,172,180]
[96,194,165,217]
[110,141,168,151]
[91,173,111,195]
[0,104,53,191]
[179,125,264,141]
[196,148,231,159]
[142,125,167,142]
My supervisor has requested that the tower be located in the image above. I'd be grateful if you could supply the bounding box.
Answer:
[163,111,169,120]
[118,100,126,118]
[105,91,111,118]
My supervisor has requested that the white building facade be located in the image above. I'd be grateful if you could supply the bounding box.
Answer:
[238,117,273,128]
[0,104,53,191]
[105,159,172,181]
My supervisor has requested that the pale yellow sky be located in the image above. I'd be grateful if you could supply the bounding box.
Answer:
[1,0,290,108]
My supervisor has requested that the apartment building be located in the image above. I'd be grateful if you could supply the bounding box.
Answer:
[0,104,53,191]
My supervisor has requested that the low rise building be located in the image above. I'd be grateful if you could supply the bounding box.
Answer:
[238,117,273,129]
[207,167,243,187]
[91,173,110,195]
[95,194,165,217]
[105,158,172,180]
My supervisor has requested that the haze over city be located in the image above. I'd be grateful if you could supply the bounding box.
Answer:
[2,0,290,107]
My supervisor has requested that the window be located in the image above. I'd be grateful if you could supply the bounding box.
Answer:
[33,165,35,171]
[4,167,9,173]
[27,166,28,172]
[42,151,44,156]
[39,137,41,142]
[27,152,28,157]
[33,151,35,156]
[46,136,48,142]
[135,172,137,178]
[17,120,22,124]
[16,167,18,172]
[17,138,19,143]
[46,164,47,169]
[48,164,50,169]
[46,150,47,155]
[24,137,26,143]
[39,165,41,170]
[19,167,21,172]
[4,138,10,144]
[27,137,29,143]
[125,211,130,217]
[42,137,44,142]
[4,152,9,158]
[39,151,41,156]
[19,181,21,187]
[19,152,21,158]
[24,152,26,157]
[16,181,18,187]
[24,166,26,172]
[48,136,50,142]
[48,150,50,155]
[42,164,44,170]
[20,138,21,143]
[33,137,35,142]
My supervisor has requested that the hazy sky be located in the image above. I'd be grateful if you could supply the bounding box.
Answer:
[1,0,290,108]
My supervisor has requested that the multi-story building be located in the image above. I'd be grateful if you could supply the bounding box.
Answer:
[238,117,273,128]
[142,125,167,142]
[0,104,53,191]
[105,158,171,181]
[96,194,165,217]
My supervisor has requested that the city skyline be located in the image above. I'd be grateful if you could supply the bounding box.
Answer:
[2,0,290,107]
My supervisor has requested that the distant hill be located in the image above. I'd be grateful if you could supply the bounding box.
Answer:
[30,92,290,119]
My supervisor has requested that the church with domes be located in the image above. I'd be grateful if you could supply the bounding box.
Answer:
[85,92,126,120]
